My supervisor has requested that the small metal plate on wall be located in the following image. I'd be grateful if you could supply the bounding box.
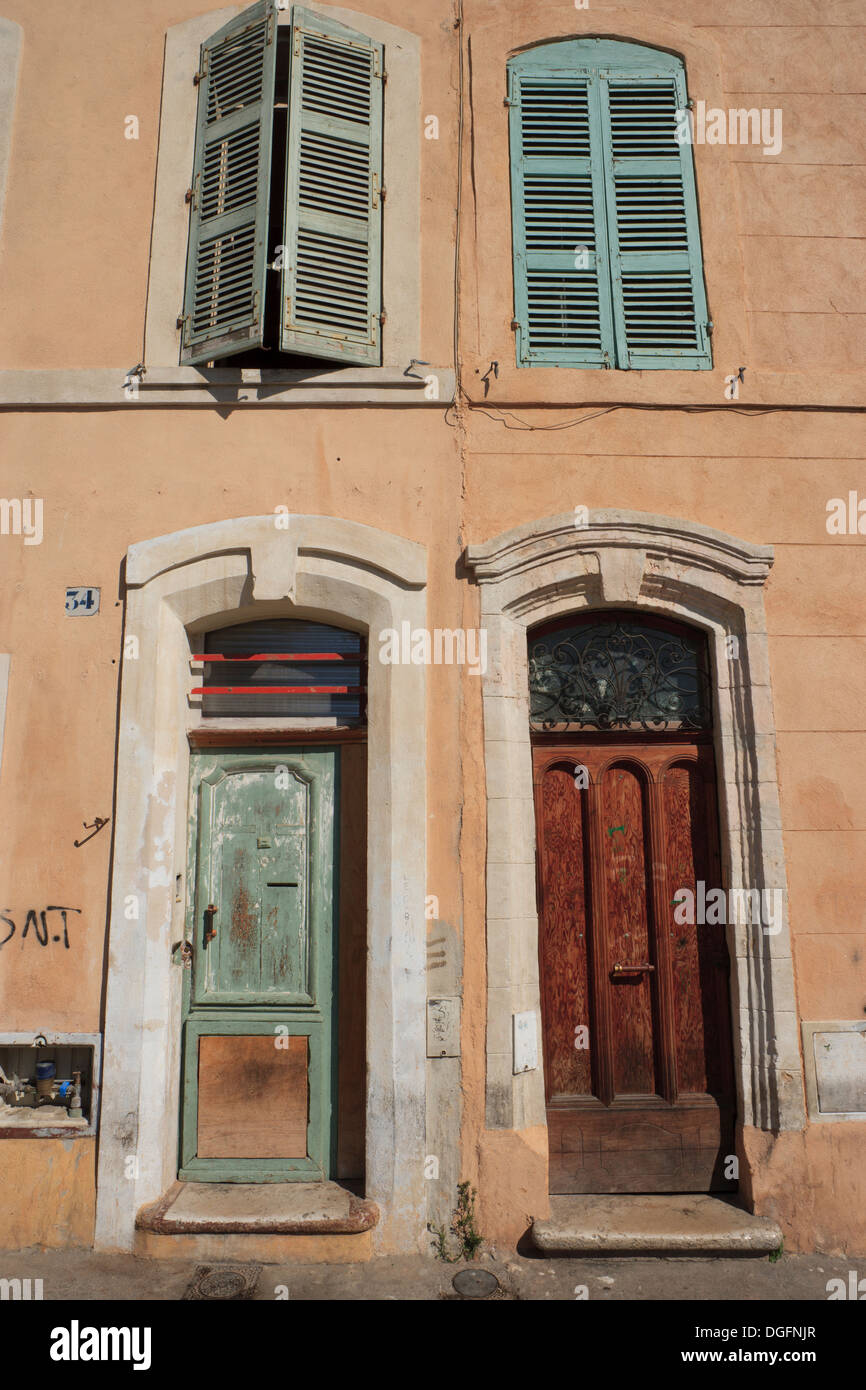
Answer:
[65,586,100,615]
[427,997,460,1057]
[513,1010,538,1075]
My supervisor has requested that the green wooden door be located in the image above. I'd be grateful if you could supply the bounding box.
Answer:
[180,749,338,1181]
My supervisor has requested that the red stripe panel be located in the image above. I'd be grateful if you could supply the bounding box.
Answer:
[191,653,351,662]
[192,686,363,695]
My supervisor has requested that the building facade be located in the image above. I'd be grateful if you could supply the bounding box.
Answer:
[0,0,864,1261]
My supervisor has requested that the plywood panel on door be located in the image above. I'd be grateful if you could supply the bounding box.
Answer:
[197,1034,308,1159]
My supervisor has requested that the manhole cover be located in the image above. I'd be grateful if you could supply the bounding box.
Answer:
[184,1262,262,1301]
[452,1268,500,1299]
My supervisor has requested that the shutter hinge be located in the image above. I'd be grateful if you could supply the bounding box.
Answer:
[379,308,387,326]
[510,318,520,331]
[193,57,207,86]
[380,185,387,203]
[504,96,516,107]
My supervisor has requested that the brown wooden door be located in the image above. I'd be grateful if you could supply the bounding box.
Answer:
[533,739,735,1194]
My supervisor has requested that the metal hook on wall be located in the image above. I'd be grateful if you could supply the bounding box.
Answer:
[73,816,110,848]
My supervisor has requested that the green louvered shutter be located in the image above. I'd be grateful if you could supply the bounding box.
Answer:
[599,68,711,369]
[180,0,277,365]
[280,6,384,364]
[508,64,615,366]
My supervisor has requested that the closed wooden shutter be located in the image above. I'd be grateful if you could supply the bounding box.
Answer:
[280,6,384,364]
[508,41,711,371]
[180,0,277,365]
[508,68,614,367]
[600,69,711,369]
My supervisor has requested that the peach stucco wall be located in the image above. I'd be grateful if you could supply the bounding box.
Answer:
[0,0,863,1253]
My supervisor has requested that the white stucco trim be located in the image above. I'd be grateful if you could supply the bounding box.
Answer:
[145,3,422,374]
[0,18,22,245]
[95,514,428,1254]
[464,508,806,1139]
[0,368,454,407]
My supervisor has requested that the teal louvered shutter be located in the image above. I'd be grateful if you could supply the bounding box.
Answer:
[508,64,615,366]
[180,1,277,366]
[280,6,384,364]
[599,66,711,369]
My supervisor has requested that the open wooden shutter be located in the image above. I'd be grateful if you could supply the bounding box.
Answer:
[280,6,384,364]
[508,64,615,366]
[180,0,277,365]
[599,68,711,369]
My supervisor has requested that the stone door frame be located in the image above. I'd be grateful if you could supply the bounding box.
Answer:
[464,509,806,1152]
[95,515,428,1253]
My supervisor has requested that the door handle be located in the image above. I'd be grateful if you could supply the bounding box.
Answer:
[203,903,217,945]
[612,962,655,975]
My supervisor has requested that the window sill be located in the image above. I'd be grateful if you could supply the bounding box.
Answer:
[0,1105,92,1139]
[0,367,455,407]
[461,358,866,410]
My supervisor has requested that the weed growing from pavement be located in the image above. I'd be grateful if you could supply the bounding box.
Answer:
[430,1181,484,1262]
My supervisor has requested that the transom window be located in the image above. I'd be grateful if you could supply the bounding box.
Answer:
[193,619,366,720]
[528,613,711,732]
[508,38,712,370]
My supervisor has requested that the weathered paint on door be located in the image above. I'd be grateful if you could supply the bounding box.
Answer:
[180,749,338,1181]
[191,761,315,1007]
[534,740,736,1194]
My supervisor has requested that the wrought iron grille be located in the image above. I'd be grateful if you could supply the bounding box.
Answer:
[528,618,711,732]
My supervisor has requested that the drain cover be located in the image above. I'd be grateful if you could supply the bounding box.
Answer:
[184,1263,262,1301]
[452,1268,500,1299]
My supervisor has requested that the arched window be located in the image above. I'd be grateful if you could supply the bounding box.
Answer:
[508,38,711,370]
[528,611,711,732]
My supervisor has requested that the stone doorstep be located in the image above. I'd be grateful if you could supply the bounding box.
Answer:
[136,1181,378,1236]
[532,1195,783,1255]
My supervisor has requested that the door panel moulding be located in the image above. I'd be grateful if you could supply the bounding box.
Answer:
[96,515,427,1254]
[463,509,806,1141]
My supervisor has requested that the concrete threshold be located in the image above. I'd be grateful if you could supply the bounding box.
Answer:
[532,1194,783,1255]
[136,1180,378,1236]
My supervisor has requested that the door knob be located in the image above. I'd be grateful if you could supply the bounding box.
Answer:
[612,961,655,975]
[203,903,217,945]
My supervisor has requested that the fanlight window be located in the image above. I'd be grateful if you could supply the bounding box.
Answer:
[192,619,366,720]
[528,615,711,732]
